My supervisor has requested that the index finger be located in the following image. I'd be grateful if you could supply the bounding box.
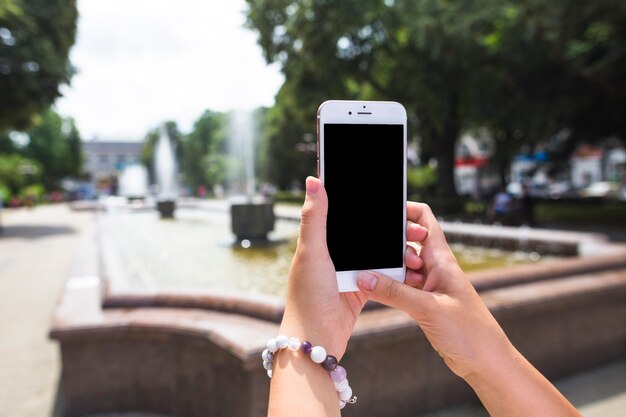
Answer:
[407,202,454,264]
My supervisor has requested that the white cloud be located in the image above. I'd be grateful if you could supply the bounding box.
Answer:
[55,0,284,140]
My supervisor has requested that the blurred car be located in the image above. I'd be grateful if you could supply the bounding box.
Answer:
[547,181,571,199]
[579,181,617,198]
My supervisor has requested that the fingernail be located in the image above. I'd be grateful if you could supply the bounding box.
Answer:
[306,176,319,195]
[357,272,377,291]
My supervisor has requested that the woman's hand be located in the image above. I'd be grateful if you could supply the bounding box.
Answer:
[356,202,512,379]
[279,176,366,359]
[355,202,582,417]
[281,177,430,359]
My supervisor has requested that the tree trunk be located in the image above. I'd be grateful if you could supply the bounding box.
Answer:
[431,126,459,199]
[429,89,460,200]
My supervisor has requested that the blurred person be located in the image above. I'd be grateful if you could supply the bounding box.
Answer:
[197,184,208,198]
[267,176,582,417]
[491,186,512,225]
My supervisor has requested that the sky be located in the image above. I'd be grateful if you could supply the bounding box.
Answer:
[55,0,284,141]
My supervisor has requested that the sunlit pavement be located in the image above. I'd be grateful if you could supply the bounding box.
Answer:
[0,203,624,417]
[415,360,626,417]
[0,205,94,417]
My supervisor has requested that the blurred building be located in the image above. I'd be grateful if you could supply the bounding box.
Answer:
[83,139,143,195]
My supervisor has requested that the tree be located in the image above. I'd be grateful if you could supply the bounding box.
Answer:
[520,0,626,140]
[0,152,40,194]
[181,110,227,193]
[246,0,508,198]
[257,91,318,190]
[246,0,626,198]
[466,0,626,182]
[0,0,78,130]
[22,108,83,189]
[0,131,17,153]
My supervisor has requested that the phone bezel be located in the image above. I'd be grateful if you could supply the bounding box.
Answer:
[317,100,407,292]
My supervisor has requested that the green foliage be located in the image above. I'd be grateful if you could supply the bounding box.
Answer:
[22,108,83,190]
[141,115,234,195]
[246,0,626,195]
[534,200,626,226]
[470,0,626,152]
[273,190,305,205]
[0,0,78,130]
[19,182,43,201]
[203,152,228,191]
[0,152,39,193]
[181,110,227,192]
[246,0,505,196]
[257,101,316,190]
[464,200,487,216]
[407,166,437,195]
[0,131,17,153]
[0,182,9,203]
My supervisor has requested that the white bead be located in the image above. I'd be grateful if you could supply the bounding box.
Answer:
[339,400,346,409]
[263,360,272,371]
[287,337,301,351]
[267,369,273,378]
[261,348,273,362]
[275,334,289,349]
[334,378,349,391]
[266,338,278,353]
[310,346,327,363]
[338,386,353,401]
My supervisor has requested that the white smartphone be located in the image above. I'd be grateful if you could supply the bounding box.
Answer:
[317,100,407,292]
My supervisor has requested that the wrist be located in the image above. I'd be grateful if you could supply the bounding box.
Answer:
[264,333,357,411]
[279,315,347,361]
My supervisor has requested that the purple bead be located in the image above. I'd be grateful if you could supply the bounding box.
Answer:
[321,355,338,371]
[330,365,347,382]
[301,341,312,354]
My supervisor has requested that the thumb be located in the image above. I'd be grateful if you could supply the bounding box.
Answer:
[298,176,328,248]
[357,271,432,318]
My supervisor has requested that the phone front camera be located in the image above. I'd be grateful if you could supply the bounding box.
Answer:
[348,111,352,115]
[363,105,366,108]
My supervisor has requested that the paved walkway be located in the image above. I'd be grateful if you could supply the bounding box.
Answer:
[415,359,626,417]
[0,205,94,417]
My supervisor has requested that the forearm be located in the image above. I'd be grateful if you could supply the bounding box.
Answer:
[268,348,340,417]
[465,345,582,417]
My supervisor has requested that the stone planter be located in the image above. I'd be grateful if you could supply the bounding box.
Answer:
[230,202,275,241]
[157,200,176,219]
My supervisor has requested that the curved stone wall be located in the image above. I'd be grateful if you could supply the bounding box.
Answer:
[49,221,626,417]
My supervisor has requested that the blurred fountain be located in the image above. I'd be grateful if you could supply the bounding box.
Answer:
[228,110,274,244]
[154,127,178,218]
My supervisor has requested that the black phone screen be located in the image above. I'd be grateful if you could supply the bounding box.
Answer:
[323,123,404,272]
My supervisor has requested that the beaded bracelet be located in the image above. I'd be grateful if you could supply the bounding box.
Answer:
[262,335,357,409]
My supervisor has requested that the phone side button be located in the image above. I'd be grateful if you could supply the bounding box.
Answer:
[317,158,320,177]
